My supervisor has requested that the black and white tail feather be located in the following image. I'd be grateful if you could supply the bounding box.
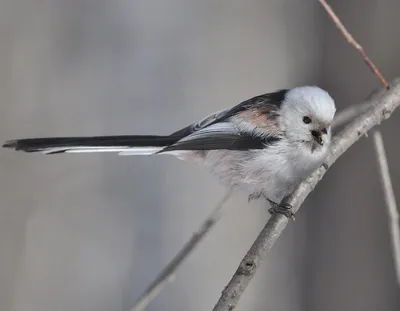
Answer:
[2,90,286,156]
[2,135,177,155]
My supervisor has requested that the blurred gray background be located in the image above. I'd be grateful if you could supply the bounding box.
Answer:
[1,1,399,310]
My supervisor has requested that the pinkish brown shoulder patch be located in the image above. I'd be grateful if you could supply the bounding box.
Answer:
[237,106,281,135]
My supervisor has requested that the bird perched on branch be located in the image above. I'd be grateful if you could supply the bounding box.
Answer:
[3,86,336,218]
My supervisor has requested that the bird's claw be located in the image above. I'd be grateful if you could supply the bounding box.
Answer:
[249,192,295,220]
[267,199,295,221]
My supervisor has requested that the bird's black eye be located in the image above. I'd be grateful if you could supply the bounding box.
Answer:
[303,116,312,124]
[321,128,328,134]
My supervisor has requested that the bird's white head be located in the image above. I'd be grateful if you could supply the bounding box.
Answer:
[279,86,336,151]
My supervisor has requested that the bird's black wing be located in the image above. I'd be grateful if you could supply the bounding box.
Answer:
[170,89,287,139]
[159,123,280,153]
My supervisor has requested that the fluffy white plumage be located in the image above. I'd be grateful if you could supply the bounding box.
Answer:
[3,86,336,205]
[202,86,336,202]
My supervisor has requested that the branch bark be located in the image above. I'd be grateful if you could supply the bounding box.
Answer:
[332,87,387,130]
[372,131,400,286]
[212,79,400,311]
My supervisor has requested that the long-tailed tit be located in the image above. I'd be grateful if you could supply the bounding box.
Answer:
[3,86,336,218]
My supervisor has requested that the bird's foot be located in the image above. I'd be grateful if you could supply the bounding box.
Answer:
[267,199,295,221]
[249,192,295,220]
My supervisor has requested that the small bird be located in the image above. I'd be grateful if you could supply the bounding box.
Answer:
[3,86,336,218]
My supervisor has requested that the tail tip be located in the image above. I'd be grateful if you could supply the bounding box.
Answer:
[3,140,18,150]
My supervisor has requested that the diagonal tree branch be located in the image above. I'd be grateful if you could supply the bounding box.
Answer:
[372,131,400,286]
[131,189,232,311]
[332,87,388,130]
[332,103,369,129]
[318,0,389,88]
[331,86,387,130]
[212,79,400,311]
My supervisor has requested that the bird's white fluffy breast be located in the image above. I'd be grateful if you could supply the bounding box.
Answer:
[203,139,328,202]
[248,140,328,201]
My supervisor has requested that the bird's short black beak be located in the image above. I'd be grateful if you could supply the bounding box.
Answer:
[311,130,323,146]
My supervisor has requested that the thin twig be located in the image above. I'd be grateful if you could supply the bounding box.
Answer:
[131,189,232,311]
[212,79,400,311]
[372,131,400,286]
[318,0,389,89]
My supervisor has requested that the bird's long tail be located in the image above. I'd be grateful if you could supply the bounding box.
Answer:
[2,135,179,155]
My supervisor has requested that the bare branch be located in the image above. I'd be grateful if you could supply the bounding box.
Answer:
[131,189,232,311]
[212,79,400,311]
[318,0,389,89]
[372,130,400,286]
[332,103,369,130]
[332,87,389,131]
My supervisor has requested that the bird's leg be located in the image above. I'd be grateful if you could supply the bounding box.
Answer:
[248,192,295,220]
[248,191,263,203]
[266,198,295,220]
[248,191,267,202]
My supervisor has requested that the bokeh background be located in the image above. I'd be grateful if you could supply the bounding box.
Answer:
[1,1,399,310]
